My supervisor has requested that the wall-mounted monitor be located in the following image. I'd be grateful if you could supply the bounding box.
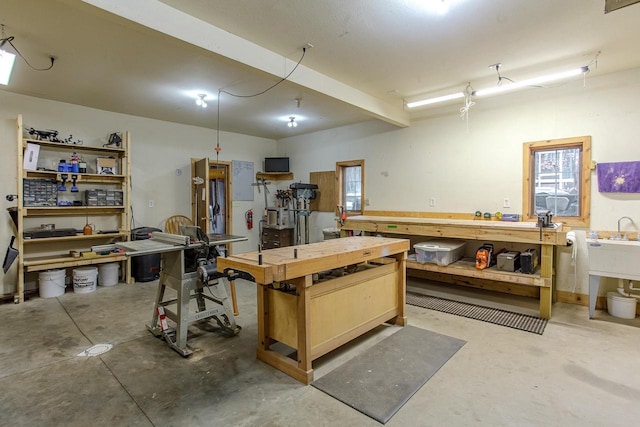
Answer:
[265,157,290,173]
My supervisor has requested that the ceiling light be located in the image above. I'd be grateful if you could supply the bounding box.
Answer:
[406,92,464,108]
[0,48,15,85]
[195,94,207,108]
[287,116,297,128]
[473,66,589,97]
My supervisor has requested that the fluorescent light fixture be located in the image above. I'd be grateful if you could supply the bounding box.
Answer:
[406,91,464,108]
[0,49,16,85]
[473,66,589,97]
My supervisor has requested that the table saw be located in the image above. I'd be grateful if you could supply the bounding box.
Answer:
[117,230,247,356]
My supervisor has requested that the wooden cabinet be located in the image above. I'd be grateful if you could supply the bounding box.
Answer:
[341,215,567,319]
[11,115,131,303]
[261,226,294,249]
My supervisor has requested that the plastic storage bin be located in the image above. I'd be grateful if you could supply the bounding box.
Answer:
[131,227,162,282]
[414,239,466,266]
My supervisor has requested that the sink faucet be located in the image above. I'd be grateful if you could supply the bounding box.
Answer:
[617,216,634,240]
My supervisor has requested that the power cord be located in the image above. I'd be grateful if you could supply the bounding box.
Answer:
[215,47,308,154]
[1,25,55,72]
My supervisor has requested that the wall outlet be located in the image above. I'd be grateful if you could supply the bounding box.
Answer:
[503,198,510,208]
[429,198,436,207]
[148,200,154,208]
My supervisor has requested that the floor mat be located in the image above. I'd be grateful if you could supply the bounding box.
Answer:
[407,292,548,335]
[311,325,465,424]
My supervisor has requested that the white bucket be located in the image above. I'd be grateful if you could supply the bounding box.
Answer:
[73,267,98,294]
[607,292,637,319]
[39,269,66,298]
[98,263,120,286]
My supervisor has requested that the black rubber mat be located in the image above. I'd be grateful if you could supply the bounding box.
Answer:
[311,326,465,424]
[406,292,548,335]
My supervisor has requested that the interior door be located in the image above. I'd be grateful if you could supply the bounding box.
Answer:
[193,158,210,232]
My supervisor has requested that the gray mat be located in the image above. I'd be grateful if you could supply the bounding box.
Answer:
[311,326,465,424]
[406,292,548,335]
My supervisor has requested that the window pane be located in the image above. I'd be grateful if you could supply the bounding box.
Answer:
[532,147,581,216]
[343,165,362,212]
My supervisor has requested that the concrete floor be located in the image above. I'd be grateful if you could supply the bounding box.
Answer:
[1,279,640,427]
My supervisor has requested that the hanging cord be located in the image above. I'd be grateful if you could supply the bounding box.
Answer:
[0,25,55,72]
[459,83,475,130]
[492,63,514,86]
[215,47,308,152]
[220,47,307,99]
[583,51,600,87]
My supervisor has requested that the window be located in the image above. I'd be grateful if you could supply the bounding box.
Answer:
[336,159,364,215]
[523,136,591,227]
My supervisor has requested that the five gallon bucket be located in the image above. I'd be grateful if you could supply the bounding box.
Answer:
[73,267,98,294]
[98,263,119,287]
[607,292,637,319]
[39,269,66,298]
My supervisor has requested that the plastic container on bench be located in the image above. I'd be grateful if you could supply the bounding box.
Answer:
[414,239,466,266]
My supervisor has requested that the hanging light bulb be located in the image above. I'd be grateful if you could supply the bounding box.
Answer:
[195,94,207,108]
[287,116,297,128]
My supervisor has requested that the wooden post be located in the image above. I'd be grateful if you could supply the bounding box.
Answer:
[296,275,313,376]
[539,244,554,319]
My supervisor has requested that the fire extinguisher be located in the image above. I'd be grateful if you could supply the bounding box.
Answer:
[245,209,253,230]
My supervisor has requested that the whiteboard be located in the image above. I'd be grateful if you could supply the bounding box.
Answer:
[232,160,254,201]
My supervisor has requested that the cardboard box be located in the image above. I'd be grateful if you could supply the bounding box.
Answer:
[97,157,117,175]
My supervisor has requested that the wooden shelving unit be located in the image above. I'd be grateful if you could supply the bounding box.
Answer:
[406,258,544,287]
[341,215,567,319]
[11,114,131,303]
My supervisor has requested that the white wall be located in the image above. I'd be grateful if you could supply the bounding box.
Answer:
[279,68,640,297]
[3,67,640,299]
[0,91,276,294]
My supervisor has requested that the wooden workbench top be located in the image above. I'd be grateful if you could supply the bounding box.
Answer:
[341,215,566,245]
[217,236,409,285]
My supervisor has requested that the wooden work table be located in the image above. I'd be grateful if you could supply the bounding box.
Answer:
[341,215,568,319]
[217,236,409,384]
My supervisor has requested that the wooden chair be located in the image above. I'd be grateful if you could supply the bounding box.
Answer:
[165,214,193,234]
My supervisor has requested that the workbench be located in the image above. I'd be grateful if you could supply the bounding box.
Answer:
[217,236,409,384]
[341,215,567,319]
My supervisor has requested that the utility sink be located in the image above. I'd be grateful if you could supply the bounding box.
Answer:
[588,238,640,318]
[587,238,640,280]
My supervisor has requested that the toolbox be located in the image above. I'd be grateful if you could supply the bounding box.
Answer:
[520,248,539,274]
[497,251,521,272]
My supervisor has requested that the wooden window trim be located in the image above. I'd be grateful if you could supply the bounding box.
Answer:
[336,159,365,216]
[522,136,591,227]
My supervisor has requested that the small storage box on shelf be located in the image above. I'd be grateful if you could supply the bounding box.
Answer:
[414,239,466,266]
